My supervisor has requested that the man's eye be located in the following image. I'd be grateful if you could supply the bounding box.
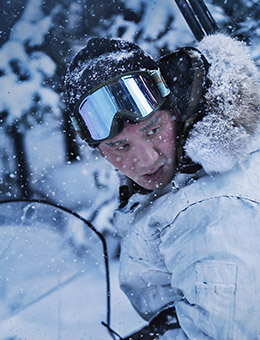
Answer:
[147,126,160,136]
[117,144,129,150]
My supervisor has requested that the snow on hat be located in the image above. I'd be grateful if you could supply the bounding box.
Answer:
[64,37,158,114]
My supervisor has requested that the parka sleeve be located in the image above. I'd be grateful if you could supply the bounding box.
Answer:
[159,195,260,340]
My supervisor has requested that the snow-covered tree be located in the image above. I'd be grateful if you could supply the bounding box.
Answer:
[0,0,60,197]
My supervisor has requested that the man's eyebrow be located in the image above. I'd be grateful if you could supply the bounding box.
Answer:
[141,115,160,132]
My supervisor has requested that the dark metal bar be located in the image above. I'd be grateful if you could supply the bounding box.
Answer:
[174,0,218,40]
[174,0,205,40]
[189,0,218,35]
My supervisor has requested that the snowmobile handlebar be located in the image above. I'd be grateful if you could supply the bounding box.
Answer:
[174,0,218,41]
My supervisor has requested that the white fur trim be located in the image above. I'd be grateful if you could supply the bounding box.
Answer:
[184,34,260,173]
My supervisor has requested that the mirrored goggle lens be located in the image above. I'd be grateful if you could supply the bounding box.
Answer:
[77,74,161,141]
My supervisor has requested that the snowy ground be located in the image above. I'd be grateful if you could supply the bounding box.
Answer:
[0,261,144,340]
[0,203,145,340]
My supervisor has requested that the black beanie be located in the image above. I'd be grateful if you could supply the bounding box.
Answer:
[64,37,158,114]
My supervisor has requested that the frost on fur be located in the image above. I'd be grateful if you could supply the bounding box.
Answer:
[184,34,260,174]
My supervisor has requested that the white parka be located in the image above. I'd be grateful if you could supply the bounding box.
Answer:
[113,35,260,339]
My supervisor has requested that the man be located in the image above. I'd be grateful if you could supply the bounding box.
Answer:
[65,34,260,339]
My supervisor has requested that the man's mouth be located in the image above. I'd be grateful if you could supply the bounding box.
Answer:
[142,164,164,181]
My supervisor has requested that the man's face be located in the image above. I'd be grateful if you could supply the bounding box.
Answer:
[98,110,176,190]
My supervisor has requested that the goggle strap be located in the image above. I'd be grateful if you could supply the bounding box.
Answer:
[150,69,171,98]
[71,116,86,141]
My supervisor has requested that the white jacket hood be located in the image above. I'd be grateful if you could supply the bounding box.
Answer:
[184,34,260,174]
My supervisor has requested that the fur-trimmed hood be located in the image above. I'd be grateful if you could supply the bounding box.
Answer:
[184,34,260,174]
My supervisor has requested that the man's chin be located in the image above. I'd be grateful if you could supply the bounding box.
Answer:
[136,178,169,191]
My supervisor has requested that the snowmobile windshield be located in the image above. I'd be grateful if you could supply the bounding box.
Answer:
[72,69,170,145]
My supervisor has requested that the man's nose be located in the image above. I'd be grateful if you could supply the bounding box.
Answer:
[134,142,159,168]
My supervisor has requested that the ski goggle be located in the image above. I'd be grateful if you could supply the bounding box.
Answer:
[71,69,170,145]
